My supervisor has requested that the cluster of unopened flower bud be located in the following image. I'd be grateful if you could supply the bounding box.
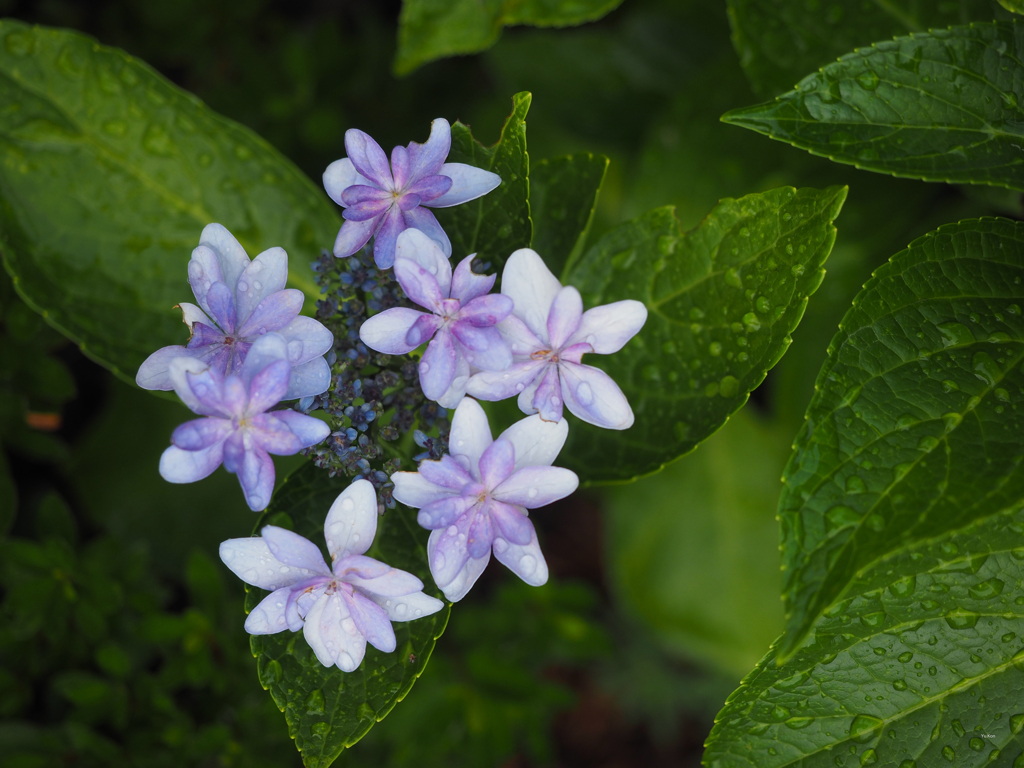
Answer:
[298,247,450,512]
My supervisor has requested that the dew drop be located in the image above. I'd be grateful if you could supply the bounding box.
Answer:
[493,538,509,554]
[519,555,536,575]
[238,281,249,293]
[576,382,594,405]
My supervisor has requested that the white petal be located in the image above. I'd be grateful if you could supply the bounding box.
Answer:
[394,229,452,297]
[261,525,331,573]
[199,223,251,292]
[244,587,293,634]
[497,315,544,358]
[568,300,648,354]
[391,471,456,508]
[168,356,215,414]
[429,529,490,602]
[283,357,331,400]
[277,315,334,364]
[218,536,319,591]
[178,302,214,330]
[136,345,198,390]
[323,157,373,206]
[159,443,224,483]
[324,478,378,560]
[501,249,562,342]
[366,590,445,622]
[559,362,634,430]
[428,163,502,208]
[492,530,549,587]
[236,247,288,322]
[499,413,569,471]
[448,397,493,479]
[492,466,579,508]
[303,592,367,671]
[359,308,425,355]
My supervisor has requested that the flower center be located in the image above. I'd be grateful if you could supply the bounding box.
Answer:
[532,348,558,363]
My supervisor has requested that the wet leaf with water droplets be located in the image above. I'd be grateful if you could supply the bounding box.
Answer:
[244,463,449,765]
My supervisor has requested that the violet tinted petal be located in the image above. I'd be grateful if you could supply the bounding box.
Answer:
[283,357,331,400]
[360,308,427,355]
[493,466,579,508]
[205,281,237,333]
[402,206,452,258]
[136,345,199,390]
[391,144,410,190]
[394,228,452,296]
[344,129,394,189]
[188,322,225,349]
[458,294,513,327]
[324,158,373,206]
[219,537,321,590]
[340,184,392,206]
[559,361,634,430]
[286,582,329,631]
[427,516,472,587]
[531,365,564,422]
[501,249,562,342]
[178,301,214,331]
[417,494,478,530]
[246,359,290,414]
[568,300,648,354]
[404,174,452,203]
[333,215,379,259]
[346,566,423,599]
[237,247,288,322]
[429,529,488,602]
[498,315,545,359]
[427,162,501,208]
[450,254,495,304]
[393,257,445,312]
[200,223,251,290]
[466,360,545,403]
[397,192,421,211]
[372,205,406,269]
[168,358,221,416]
[344,197,394,222]
[419,454,474,491]
[261,525,331,573]
[244,587,293,634]
[435,354,471,410]
[419,329,458,401]
[190,367,236,417]
[406,118,451,180]
[366,590,444,622]
[466,503,495,559]
[277,315,334,364]
[492,529,548,587]
[159,443,224,484]
[237,289,303,338]
[559,342,591,365]
[239,332,289,393]
[452,324,512,372]
[447,397,493,477]
[546,286,583,350]
[334,555,390,580]
[499,414,570,472]
[188,244,225,313]
[406,312,441,349]
[344,590,396,653]
[249,411,329,455]
[304,592,367,671]
[323,478,378,561]
[235,442,275,511]
[391,471,455,508]
[478,438,515,489]
[171,417,232,451]
[488,500,535,546]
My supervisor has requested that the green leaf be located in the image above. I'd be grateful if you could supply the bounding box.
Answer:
[528,153,608,281]
[0,449,14,537]
[777,217,1024,659]
[726,0,996,97]
[605,408,785,678]
[0,20,340,385]
[435,92,532,274]
[245,463,450,768]
[703,509,1024,768]
[394,0,623,75]
[1000,0,1024,13]
[561,185,848,484]
[723,22,1024,192]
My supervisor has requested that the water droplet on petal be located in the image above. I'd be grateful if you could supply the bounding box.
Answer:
[493,538,509,554]
[238,281,248,292]
[576,382,594,405]
[395,603,407,616]
[527,488,538,499]
[420,362,430,374]
[287,339,304,361]
[253,280,262,291]
[447,525,458,536]
[341,498,354,512]
[519,555,536,575]
[434,552,446,569]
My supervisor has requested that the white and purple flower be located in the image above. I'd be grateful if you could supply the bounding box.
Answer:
[324,118,501,269]
[466,249,647,430]
[392,397,578,602]
[136,224,333,401]
[359,229,513,407]
[159,333,331,511]
[219,479,444,672]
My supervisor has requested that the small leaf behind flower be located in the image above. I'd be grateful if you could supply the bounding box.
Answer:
[246,463,449,768]
[563,185,847,484]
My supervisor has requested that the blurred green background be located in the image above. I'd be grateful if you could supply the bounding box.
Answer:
[0,0,1016,765]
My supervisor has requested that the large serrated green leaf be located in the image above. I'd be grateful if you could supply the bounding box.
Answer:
[726,0,997,97]
[561,185,847,484]
[244,464,449,768]
[0,20,340,385]
[703,506,1024,768]
[778,217,1024,659]
[434,92,531,274]
[723,21,1024,192]
[394,0,623,75]
[529,153,607,281]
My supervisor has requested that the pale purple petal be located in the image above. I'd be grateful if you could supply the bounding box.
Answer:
[344,197,393,221]
[189,323,227,350]
[466,360,545,403]
[168,358,222,416]
[407,118,451,180]
[345,564,423,598]
[341,184,393,206]
[531,365,564,422]
[391,145,410,189]
[218,536,319,591]
[205,281,237,333]
[323,478,378,560]
[393,257,445,312]
[497,315,545,359]
[394,228,452,297]
[568,300,648,354]
[284,357,331,400]
[397,192,421,211]
[244,587,293,634]
[372,206,407,269]
[493,466,579,508]
[197,369,240,418]
[402,206,452,258]
[405,174,452,203]
[559,361,634,430]
[235,442,275,512]
[304,591,367,671]
[188,245,224,314]
[323,157,373,206]
[419,329,458,401]
[499,413,570,471]
[344,590,396,653]
[360,308,427,355]
[517,372,542,415]
[435,354,471,410]
[178,302,214,331]
[249,411,329,454]
[171,417,232,451]
[407,313,441,349]
[429,530,489,603]
[236,248,289,324]
[137,345,200,390]
[417,495,478,530]
[334,555,390,580]
[452,324,512,372]
[199,223,251,291]
[447,397,493,478]
[159,443,224,484]
[239,332,289,392]
[458,294,513,327]
[427,518,472,588]
[450,255,495,304]
[478,438,515,489]
[286,581,329,631]
[261,525,331,574]
[366,590,445,622]
[488,501,536,546]
[333,215,379,259]
[419,454,474,491]
[493,530,549,587]
[428,163,501,208]
[277,315,334,364]
[547,286,583,350]
[391,471,456,508]
[246,359,290,415]
[502,250,563,342]
[344,129,394,189]
[466,505,494,559]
